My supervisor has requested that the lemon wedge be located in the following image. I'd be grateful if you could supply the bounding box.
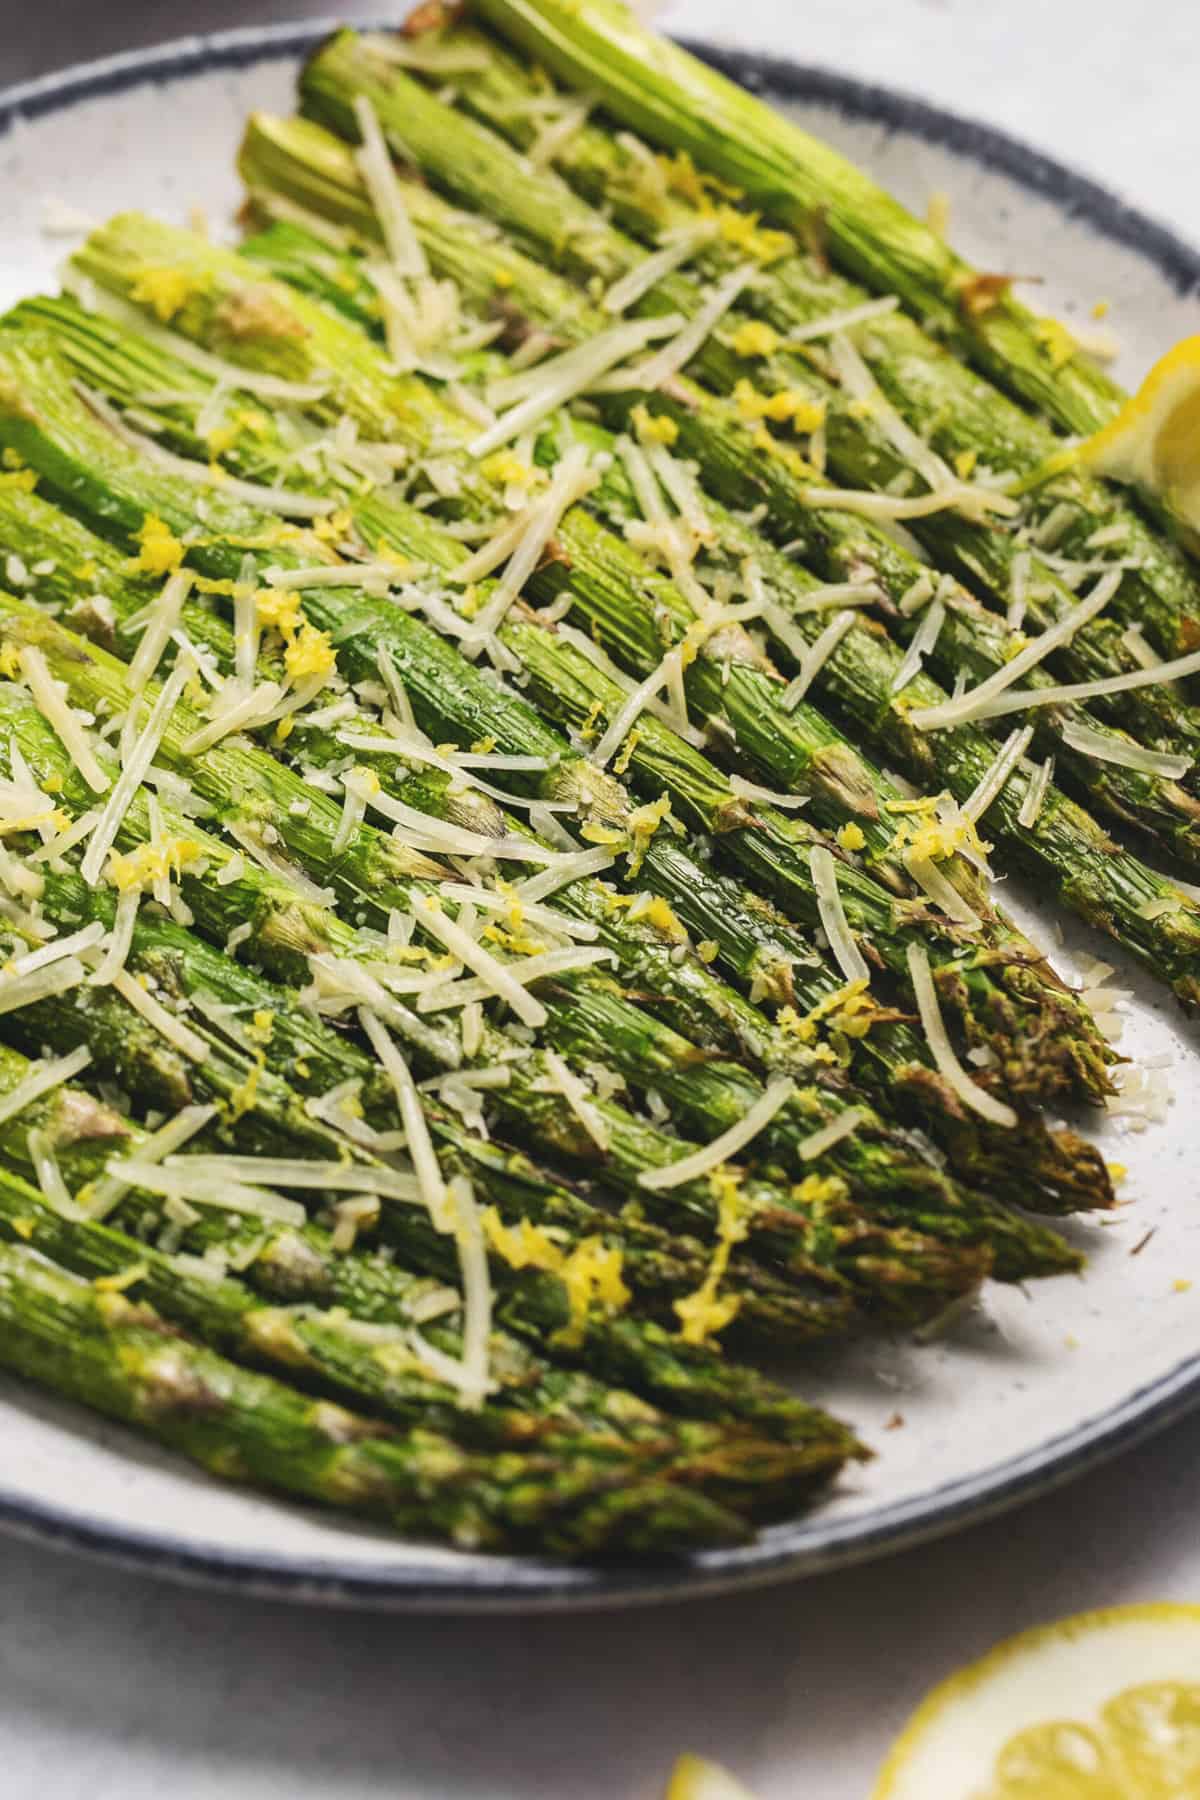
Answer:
[872,1603,1200,1798]
[1081,337,1200,539]
[665,1753,758,1799]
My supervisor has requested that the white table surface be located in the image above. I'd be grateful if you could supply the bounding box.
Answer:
[2,4,1200,1795]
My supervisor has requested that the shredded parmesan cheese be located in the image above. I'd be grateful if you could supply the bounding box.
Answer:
[459,445,598,651]
[1018,755,1055,829]
[111,969,209,1062]
[174,1157,418,1201]
[780,608,858,711]
[358,1006,453,1231]
[516,847,616,903]
[111,1160,306,1225]
[471,317,683,457]
[638,1076,794,1191]
[947,644,1200,724]
[728,774,808,811]
[601,226,714,315]
[787,579,882,615]
[606,263,758,393]
[826,330,1016,523]
[810,844,869,984]
[18,646,109,794]
[961,726,1036,823]
[1060,720,1192,781]
[906,942,1017,1128]
[80,656,193,887]
[911,570,1123,730]
[535,1050,611,1151]
[128,569,194,693]
[890,599,946,696]
[351,94,428,278]
[92,886,141,985]
[0,958,88,1018]
[796,1106,866,1161]
[0,1045,91,1131]
[905,855,982,930]
[86,1102,216,1219]
[415,895,548,1029]
[447,1173,491,1409]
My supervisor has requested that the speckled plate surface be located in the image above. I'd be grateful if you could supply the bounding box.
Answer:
[0,22,1199,1610]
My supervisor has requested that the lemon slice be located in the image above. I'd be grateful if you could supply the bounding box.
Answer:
[665,1753,758,1799]
[872,1603,1200,1798]
[1081,336,1200,538]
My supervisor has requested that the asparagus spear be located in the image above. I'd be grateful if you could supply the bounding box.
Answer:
[0,650,854,1356]
[0,476,1114,1221]
[0,607,1018,1325]
[0,707,859,1348]
[0,1054,858,1516]
[211,141,1200,1012]
[0,1029,843,1461]
[467,0,1127,438]
[0,364,1084,1229]
[0,1239,757,1554]
[17,286,1078,1088]
[234,117,1200,853]
[403,32,1200,806]
[0,621,1013,1340]
[629,835,1110,1216]
[283,51,1200,868]
[41,242,1124,1084]
[0,356,1111,1279]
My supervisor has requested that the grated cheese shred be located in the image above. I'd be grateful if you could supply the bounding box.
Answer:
[810,844,870,985]
[18,646,109,794]
[961,726,1036,823]
[638,1076,795,1192]
[1060,720,1192,781]
[0,1045,92,1131]
[780,609,858,711]
[111,969,209,1063]
[911,569,1123,730]
[906,942,1017,1128]
[81,655,193,887]
[535,1050,611,1152]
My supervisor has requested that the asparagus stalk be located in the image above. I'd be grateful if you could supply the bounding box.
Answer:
[0,480,1113,1224]
[0,618,1013,1340]
[407,31,1200,806]
[0,1024,841,1461]
[0,1052,859,1515]
[42,241,1124,1087]
[234,117,1200,860]
[467,0,1127,438]
[213,138,1200,1010]
[0,408,1086,1267]
[0,676,865,1345]
[0,348,1111,1274]
[0,1239,756,1554]
[283,51,1200,867]
[0,605,1016,1322]
[628,835,1110,1216]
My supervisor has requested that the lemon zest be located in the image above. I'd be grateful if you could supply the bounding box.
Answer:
[630,404,679,446]
[128,514,185,577]
[129,266,207,323]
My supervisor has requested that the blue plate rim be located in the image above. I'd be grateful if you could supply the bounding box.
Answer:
[1,20,1198,1611]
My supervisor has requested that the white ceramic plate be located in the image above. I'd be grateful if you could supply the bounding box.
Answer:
[1,22,1199,1609]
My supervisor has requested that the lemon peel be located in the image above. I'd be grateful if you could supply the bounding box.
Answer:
[1079,335,1200,542]
[665,1754,758,1800]
[872,1602,1200,1799]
